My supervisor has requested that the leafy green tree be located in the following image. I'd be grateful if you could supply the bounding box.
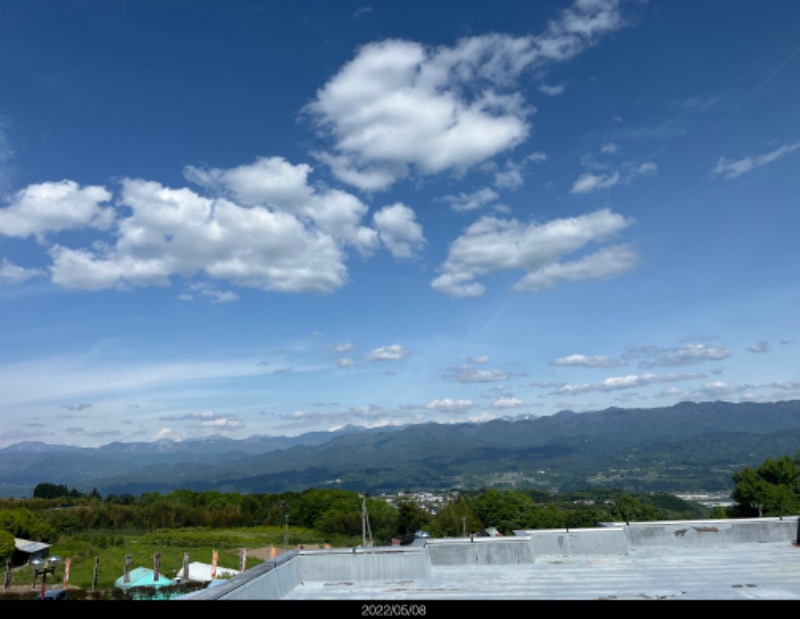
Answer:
[0,530,14,562]
[394,501,432,535]
[730,453,800,517]
[430,496,481,537]
[607,495,665,522]
[470,489,538,534]
[33,483,71,499]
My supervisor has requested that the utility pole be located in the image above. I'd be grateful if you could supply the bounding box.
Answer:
[361,495,373,548]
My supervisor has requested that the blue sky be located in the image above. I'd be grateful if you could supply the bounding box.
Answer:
[0,0,798,448]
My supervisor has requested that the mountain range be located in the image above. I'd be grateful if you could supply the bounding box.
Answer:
[2,400,799,497]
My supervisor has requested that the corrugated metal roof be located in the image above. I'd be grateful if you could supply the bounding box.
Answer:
[14,538,51,554]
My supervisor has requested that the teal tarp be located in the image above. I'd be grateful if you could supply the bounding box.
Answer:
[115,567,175,589]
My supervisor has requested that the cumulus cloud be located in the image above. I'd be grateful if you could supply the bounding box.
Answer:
[335,358,355,368]
[600,142,619,154]
[432,209,635,297]
[47,176,349,294]
[713,141,800,179]
[307,0,629,189]
[552,354,626,368]
[0,180,114,239]
[0,258,45,284]
[330,342,354,352]
[372,203,426,258]
[748,341,770,353]
[184,156,378,254]
[367,344,407,361]
[487,153,547,190]
[468,355,490,364]
[556,372,704,395]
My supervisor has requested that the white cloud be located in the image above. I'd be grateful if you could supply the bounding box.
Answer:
[687,381,747,399]
[571,161,656,194]
[443,188,500,212]
[179,282,239,304]
[600,142,619,154]
[367,344,407,361]
[184,156,378,254]
[307,0,629,189]
[635,344,731,368]
[425,399,474,411]
[432,209,635,297]
[200,416,244,430]
[491,153,547,190]
[0,180,114,239]
[513,244,637,292]
[335,358,355,368]
[538,82,567,96]
[552,354,626,368]
[468,355,490,364]
[331,342,354,352]
[0,258,45,284]
[372,203,426,258]
[47,177,350,294]
[557,372,704,395]
[493,396,523,408]
[570,171,620,193]
[450,365,509,383]
[748,341,770,353]
[713,141,800,179]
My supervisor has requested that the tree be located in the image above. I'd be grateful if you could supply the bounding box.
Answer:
[0,530,14,562]
[729,453,800,517]
[394,501,432,536]
[430,496,481,537]
[32,483,70,499]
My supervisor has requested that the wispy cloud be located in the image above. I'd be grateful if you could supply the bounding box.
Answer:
[448,365,509,383]
[367,345,407,361]
[538,82,567,96]
[552,354,626,368]
[556,372,705,395]
[713,141,800,179]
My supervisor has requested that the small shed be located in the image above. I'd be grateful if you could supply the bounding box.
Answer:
[12,538,51,567]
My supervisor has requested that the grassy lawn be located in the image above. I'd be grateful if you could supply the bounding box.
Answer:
[5,526,360,592]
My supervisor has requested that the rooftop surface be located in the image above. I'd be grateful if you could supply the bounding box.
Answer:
[184,518,800,601]
[284,541,800,601]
